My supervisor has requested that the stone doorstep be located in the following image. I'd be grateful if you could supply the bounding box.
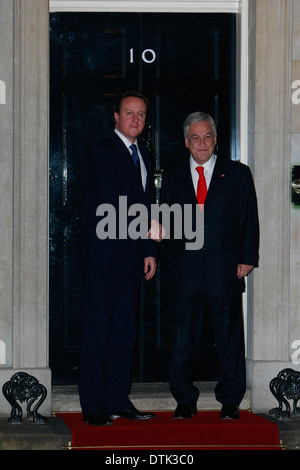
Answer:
[52,381,250,413]
[0,415,71,451]
[0,382,247,451]
[53,381,300,449]
[1,383,300,450]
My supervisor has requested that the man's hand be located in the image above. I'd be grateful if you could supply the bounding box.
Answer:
[144,257,157,281]
[147,219,166,242]
[237,264,254,279]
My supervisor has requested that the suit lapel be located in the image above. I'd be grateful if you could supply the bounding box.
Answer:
[177,158,198,204]
[139,146,151,193]
[205,156,228,204]
[111,131,135,166]
[111,131,145,190]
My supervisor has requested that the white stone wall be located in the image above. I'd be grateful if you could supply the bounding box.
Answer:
[0,0,51,417]
[247,0,300,412]
[290,1,300,366]
[0,0,14,371]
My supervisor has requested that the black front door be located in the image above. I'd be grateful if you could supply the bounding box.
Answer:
[49,12,236,384]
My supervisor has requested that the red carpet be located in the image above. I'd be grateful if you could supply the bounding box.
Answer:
[57,410,281,450]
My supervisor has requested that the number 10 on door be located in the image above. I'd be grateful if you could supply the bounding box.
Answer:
[130,48,156,64]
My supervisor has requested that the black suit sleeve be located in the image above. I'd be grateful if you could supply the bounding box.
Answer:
[237,164,259,267]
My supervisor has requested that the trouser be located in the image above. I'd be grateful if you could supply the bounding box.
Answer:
[169,291,246,406]
[78,271,140,415]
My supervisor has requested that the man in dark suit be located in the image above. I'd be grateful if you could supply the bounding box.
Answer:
[77,90,157,425]
[161,111,259,420]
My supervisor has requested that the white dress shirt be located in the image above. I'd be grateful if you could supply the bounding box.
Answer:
[190,153,217,195]
[114,128,147,190]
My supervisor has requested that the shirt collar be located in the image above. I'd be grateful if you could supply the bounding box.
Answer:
[114,128,138,150]
[190,153,217,173]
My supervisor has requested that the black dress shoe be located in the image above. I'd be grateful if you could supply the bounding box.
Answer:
[109,406,156,420]
[173,404,197,419]
[220,403,239,420]
[83,412,113,426]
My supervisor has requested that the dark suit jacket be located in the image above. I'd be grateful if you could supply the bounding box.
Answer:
[77,131,157,282]
[161,155,259,297]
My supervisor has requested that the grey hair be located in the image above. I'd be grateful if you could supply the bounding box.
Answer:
[183,112,217,139]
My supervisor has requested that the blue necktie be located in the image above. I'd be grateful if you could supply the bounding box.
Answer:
[130,144,140,168]
[130,144,141,180]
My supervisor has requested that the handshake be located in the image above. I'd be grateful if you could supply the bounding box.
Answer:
[147,219,166,242]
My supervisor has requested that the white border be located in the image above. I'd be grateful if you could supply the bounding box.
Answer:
[50,1,241,13]
[239,0,248,165]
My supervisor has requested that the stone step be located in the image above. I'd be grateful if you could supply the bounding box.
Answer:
[0,414,71,450]
[1,383,299,450]
[52,382,251,413]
